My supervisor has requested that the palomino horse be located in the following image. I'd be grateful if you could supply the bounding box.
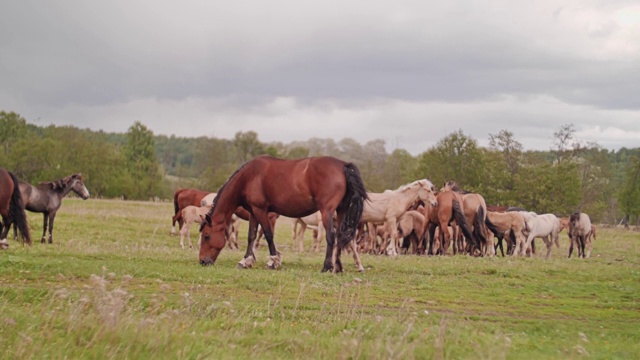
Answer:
[179,205,211,249]
[397,210,426,254]
[199,155,368,273]
[0,168,31,248]
[360,179,437,256]
[422,190,477,255]
[291,211,324,252]
[518,211,560,258]
[486,211,529,256]
[18,173,90,244]
[568,211,592,258]
[171,188,211,235]
[441,181,494,256]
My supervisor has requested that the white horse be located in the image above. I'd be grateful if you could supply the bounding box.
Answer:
[361,179,438,256]
[200,192,217,207]
[518,212,560,258]
[291,211,324,252]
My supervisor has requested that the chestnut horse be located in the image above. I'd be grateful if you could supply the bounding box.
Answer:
[422,190,476,255]
[199,155,368,273]
[171,188,211,235]
[441,181,494,256]
[0,168,31,247]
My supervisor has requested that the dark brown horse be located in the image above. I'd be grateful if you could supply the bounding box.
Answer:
[18,174,90,243]
[0,168,31,247]
[171,188,211,235]
[199,155,368,273]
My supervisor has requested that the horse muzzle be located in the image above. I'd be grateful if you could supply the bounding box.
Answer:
[200,259,215,266]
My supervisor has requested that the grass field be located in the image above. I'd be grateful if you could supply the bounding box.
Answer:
[1,198,639,359]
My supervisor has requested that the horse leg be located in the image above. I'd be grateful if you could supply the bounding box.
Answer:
[521,233,535,257]
[238,216,259,269]
[47,212,57,244]
[298,223,306,253]
[542,235,553,259]
[579,235,586,258]
[427,223,437,255]
[40,213,48,243]
[179,222,188,249]
[568,235,575,258]
[385,219,399,257]
[313,221,324,253]
[349,239,364,272]
[322,210,338,273]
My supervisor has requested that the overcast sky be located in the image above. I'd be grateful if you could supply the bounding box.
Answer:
[1,0,639,155]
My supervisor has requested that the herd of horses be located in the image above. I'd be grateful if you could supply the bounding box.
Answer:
[168,155,597,273]
[1,155,596,273]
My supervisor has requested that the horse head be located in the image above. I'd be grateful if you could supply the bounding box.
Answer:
[199,213,227,266]
[418,179,438,207]
[69,174,90,200]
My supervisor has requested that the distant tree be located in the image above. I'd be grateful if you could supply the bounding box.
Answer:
[0,111,32,159]
[233,131,265,162]
[124,122,162,199]
[383,149,417,190]
[285,146,310,159]
[618,155,640,227]
[416,130,484,190]
[195,137,237,192]
[553,123,576,163]
[489,129,522,176]
[512,162,581,214]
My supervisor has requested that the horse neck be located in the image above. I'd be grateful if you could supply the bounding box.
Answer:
[395,186,422,209]
[58,182,77,198]
[210,178,243,225]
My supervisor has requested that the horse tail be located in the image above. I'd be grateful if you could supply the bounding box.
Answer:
[337,163,368,249]
[509,228,516,248]
[7,172,31,245]
[452,199,476,252]
[173,189,183,216]
[484,211,500,238]
[472,205,488,245]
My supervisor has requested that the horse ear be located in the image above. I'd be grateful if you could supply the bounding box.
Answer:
[205,213,212,226]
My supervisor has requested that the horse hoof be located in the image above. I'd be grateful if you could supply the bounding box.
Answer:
[237,263,248,269]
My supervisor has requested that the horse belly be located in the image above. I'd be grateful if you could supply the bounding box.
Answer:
[269,201,317,219]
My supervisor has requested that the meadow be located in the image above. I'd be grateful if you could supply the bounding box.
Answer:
[1,198,639,359]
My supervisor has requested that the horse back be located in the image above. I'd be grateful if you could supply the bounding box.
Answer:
[242,156,347,217]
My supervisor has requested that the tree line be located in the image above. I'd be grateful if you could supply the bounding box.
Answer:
[1,111,639,225]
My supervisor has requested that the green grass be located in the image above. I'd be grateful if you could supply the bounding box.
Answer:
[1,198,639,359]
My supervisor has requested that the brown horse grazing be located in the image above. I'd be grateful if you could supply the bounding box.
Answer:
[199,155,368,273]
[171,188,211,235]
[18,174,90,244]
[0,168,31,247]
[422,190,476,255]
